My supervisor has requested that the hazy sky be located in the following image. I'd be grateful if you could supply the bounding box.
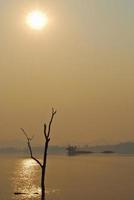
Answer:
[0,0,134,146]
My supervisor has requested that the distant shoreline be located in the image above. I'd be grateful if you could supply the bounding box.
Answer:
[1,142,134,154]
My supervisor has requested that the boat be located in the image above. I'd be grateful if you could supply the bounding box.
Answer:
[66,145,93,156]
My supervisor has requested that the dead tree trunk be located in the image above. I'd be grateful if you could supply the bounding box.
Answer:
[21,108,56,200]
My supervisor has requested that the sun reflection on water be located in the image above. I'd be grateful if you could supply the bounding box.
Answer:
[12,158,60,200]
[12,158,40,199]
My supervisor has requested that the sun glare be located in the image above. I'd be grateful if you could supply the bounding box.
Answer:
[26,10,48,30]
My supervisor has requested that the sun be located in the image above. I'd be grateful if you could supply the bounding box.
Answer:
[26,10,48,30]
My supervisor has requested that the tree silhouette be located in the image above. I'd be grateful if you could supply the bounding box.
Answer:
[21,108,57,200]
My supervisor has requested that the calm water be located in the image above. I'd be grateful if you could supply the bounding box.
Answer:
[0,154,134,200]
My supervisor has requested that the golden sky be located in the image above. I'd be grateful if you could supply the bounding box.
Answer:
[0,0,134,146]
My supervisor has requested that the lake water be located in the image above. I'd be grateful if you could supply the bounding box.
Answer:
[0,154,134,200]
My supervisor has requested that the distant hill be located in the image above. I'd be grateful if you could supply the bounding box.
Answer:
[87,142,134,154]
[0,147,19,154]
[0,145,65,155]
[1,142,134,154]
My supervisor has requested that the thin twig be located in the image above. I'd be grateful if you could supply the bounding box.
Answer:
[20,128,43,168]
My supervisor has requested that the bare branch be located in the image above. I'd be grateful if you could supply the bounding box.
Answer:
[27,140,43,168]
[44,123,47,139]
[47,108,57,138]
[20,128,42,168]
[20,128,29,140]
[20,109,57,200]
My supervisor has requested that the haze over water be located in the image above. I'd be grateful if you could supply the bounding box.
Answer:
[1,154,134,200]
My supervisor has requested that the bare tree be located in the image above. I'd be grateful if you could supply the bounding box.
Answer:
[21,108,57,200]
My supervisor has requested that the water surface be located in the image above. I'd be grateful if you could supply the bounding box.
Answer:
[0,154,134,200]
